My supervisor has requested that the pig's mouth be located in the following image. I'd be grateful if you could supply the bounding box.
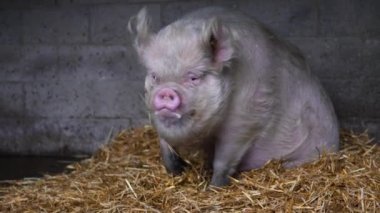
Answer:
[154,109,195,128]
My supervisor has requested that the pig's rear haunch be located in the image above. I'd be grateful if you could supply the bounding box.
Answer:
[128,7,339,186]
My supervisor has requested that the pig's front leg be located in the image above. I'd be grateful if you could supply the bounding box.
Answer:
[159,138,189,175]
[211,130,255,186]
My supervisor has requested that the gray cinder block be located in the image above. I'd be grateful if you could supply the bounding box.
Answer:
[24,80,146,119]
[0,83,24,118]
[0,10,22,44]
[58,45,144,81]
[91,4,160,44]
[23,7,89,44]
[238,0,317,37]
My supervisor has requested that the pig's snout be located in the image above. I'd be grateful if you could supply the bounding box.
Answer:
[154,88,181,111]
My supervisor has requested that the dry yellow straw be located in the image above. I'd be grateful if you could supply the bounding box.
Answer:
[1,126,379,212]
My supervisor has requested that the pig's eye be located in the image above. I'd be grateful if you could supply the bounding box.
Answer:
[150,72,159,83]
[185,72,202,85]
[190,76,199,81]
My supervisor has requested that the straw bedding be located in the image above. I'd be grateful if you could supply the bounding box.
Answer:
[0,126,379,212]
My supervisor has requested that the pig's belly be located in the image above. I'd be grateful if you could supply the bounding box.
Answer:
[238,96,338,171]
[238,120,321,171]
[238,138,289,171]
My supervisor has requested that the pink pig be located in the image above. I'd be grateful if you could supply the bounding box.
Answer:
[128,7,339,186]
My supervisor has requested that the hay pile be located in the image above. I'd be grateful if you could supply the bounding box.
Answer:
[0,126,379,212]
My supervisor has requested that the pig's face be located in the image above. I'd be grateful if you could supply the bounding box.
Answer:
[129,9,234,144]
[142,27,229,143]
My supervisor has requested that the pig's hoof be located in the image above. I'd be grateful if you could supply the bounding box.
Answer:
[210,174,230,187]
[164,154,189,176]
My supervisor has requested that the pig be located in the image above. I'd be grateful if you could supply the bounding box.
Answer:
[128,7,339,186]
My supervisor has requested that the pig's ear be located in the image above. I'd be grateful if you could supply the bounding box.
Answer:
[128,7,153,56]
[202,18,234,66]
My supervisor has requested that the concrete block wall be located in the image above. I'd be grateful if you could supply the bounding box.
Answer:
[0,0,379,156]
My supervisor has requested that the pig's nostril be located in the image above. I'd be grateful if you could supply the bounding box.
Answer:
[159,94,174,100]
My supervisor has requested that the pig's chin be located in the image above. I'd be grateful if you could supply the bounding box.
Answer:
[154,109,184,128]
[153,109,197,143]
[154,108,197,128]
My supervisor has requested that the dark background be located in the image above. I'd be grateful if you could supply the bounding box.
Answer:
[0,0,379,158]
